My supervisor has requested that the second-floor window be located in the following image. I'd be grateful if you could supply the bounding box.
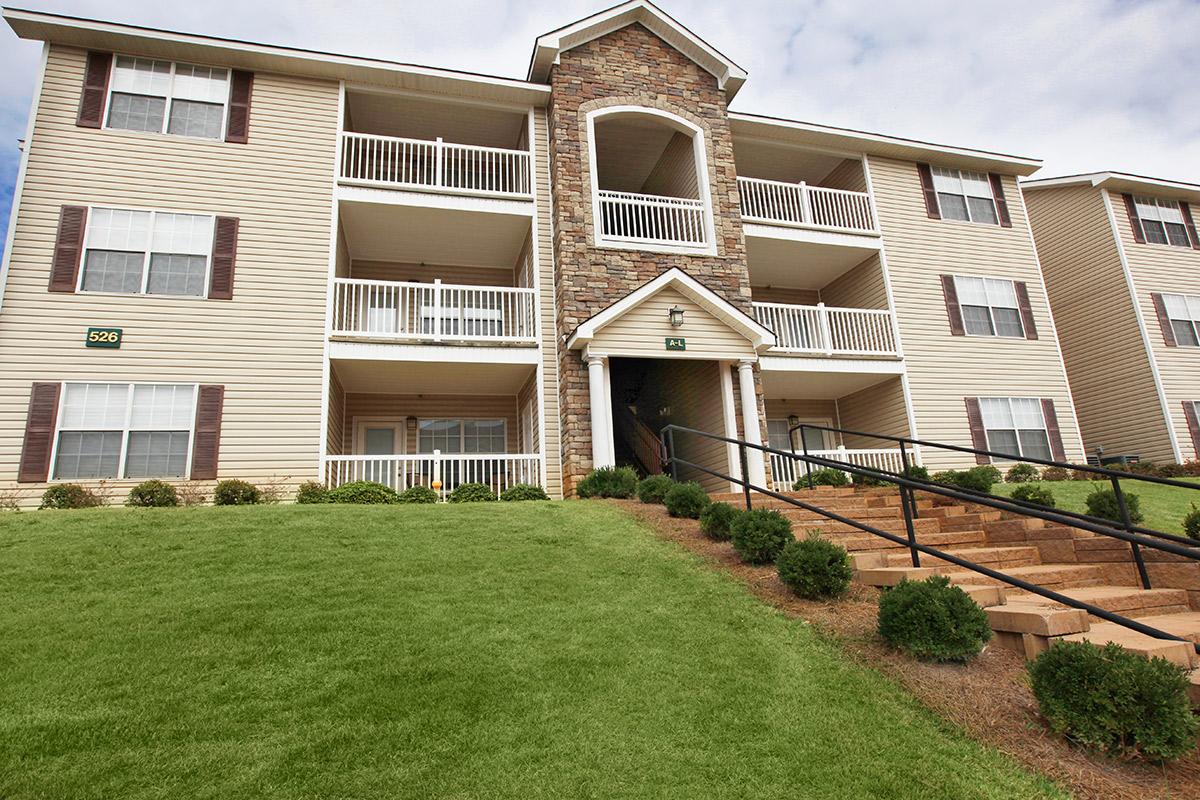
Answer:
[954,276,1024,337]
[979,397,1051,461]
[932,168,998,225]
[1160,293,1200,346]
[107,57,229,140]
[1134,197,1192,248]
[80,208,214,297]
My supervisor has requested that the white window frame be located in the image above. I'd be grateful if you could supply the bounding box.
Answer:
[978,396,1051,462]
[932,167,999,226]
[48,382,199,481]
[953,274,1025,339]
[1134,196,1192,248]
[76,204,215,299]
[1160,292,1200,347]
[103,56,230,141]
[416,417,508,454]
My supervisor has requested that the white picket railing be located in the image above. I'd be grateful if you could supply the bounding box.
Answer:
[753,302,897,356]
[332,278,537,343]
[339,132,532,198]
[596,190,708,247]
[738,177,877,233]
[324,452,542,498]
[769,447,907,492]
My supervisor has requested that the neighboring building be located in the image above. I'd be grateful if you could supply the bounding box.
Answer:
[0,1,1085,503]
[1024,172,1200,465]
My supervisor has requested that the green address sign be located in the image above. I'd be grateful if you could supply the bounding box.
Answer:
[664,337,686,351]
[85,327,123,349]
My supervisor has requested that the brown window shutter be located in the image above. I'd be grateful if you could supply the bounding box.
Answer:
[1041,399,1067,462]
[1014,281,1038,340]
[963,397,990,465]
[49,206,88,293]
[1183,402,1200,459]
[1179,202,1200,250]
[225,70,253,144]
[1151,293,1177,347]
[916,163,941,219]
[988,173,1012,227]
[190,385,225,480]
[76,51,112,128]
[940,275,965,335]
[208,217,239,299]
[18,382,62,483]
[1122,193,1145,244]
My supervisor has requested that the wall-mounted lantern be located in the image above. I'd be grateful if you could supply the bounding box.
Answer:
[668,305,685,327]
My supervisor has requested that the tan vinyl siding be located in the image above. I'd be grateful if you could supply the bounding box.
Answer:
[517,373,540,454]
[341,394,518,455]
[821,254,887,309]
[837,377,909,448]
[327,370,346,456]
[655,359,727,490]
[640,131,700,199]
[589,286,755,359]
[1025,185,1173,462]
[533,107,563,497]
[818,158,867,193]
[349,261,514,286]
[867,156,1083,468]
[0,45,339,498]
[750,286,820,305]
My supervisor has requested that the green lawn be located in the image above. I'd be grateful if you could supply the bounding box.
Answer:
[0,503,1061,799]
[992,478,1200,534]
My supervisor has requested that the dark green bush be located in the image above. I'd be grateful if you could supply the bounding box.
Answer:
[976,464,1003,485]
[901,465,930,482]
[398,485,439,504]
[877,576,992,662]
[636,474,675,504]
[664,481,710,519]
[500,484,549,501]
[776,533,853,600]
[851,471,886,487]
[576,466,638,499]
[1085,486,1143,525]
[793,467,848,490]
[1071,469,1094,481]
[39,484,102,510]
[730,509,794,565]
[700,502,739,541]
[448,483,496,503]
[1041,466,1070,482]
[1005,463,1040,483]
[125,479,179,508]
[213,479,261,506]
[295,481,328,504]
[1157,463,1189,478]
[1009,483,1056,509]
[1029,641,1199,761]
[1184,504,1200,541]
[324,481,399,505]
[933,466,997,494]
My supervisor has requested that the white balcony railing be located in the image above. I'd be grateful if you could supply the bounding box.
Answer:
[332,278,537,343]
[324,452,542,498]
[738,177,877,234]
[753,302,897,357]
[339,133,532,198]
[769,447,907,492]
[596,190,708,248]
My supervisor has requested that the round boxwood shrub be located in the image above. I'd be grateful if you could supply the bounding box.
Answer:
[1183,504,1200,541]
[295,481,328,504]
[576,466,638,499]
[933,467,997,494]
[878,575,992,662]
[324,481,398,505]
[448,482,496,503]
[851,471,886,487]
[664,481,710,519]
[1009,483,1056,509]
[1041,466,1070,482]
[700,502,739,541]
[902,465,931,482]
[1029,640,1199,761]
[776,534,853,600]
[636,474,675,505]
[1085,486,1143,525]
[126,480,179,508]
[398,485,439,504]
[500,484,549,501]
[730,509,794,565]
[793,467,848,490]
[1005,463,1040,483]
[213,479,261,506]
[39,483,102,510]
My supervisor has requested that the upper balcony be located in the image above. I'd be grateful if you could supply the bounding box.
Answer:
[738,178,876,235]
[753,302,897,358]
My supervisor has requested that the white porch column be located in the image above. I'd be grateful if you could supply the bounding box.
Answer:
[719,362,741,490]
[736,359,768,487]
[588,354,614,468]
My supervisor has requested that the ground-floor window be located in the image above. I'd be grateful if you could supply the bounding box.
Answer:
[766,418,829,453]
[417,419,506,454]
[979,397,1051,461]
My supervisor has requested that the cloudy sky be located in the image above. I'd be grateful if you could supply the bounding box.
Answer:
[1,0,1198,237]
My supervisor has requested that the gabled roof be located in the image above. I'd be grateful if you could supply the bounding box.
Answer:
[566,268,775,352]
[528,0,748,99]
[1021,171,1200,203]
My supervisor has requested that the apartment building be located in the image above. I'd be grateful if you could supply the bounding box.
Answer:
[0,1,1085,502]
[1024,172,1200,464]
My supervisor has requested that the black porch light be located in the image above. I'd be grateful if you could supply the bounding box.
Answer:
[668,305,685,327]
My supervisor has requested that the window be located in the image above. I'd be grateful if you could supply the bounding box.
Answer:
[80,207,214,297]
[1134,196,1191,247]
[53,383,195,480]
[1160,294,1200,347]
[766,419,828,452]
[979,397,1051,461]
[932,168,998,224]
[107,57,229,139]
[418,419,506,454]
[954,276,1024,337]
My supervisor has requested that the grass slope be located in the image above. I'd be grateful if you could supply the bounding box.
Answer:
[0,503,1060,799]
[993,478,1200,535]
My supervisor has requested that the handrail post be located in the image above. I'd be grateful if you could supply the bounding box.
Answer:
[1112,475,1152,589]
[800,425,814,489]
[739,442,753,510]
[898,440,919,522]
[666,428,679,482]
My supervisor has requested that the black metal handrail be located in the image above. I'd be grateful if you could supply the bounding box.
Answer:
[661,423,1200,654]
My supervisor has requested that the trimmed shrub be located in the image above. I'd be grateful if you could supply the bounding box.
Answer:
[793,468,849,490]
[1156,463,1189,479]
[1184,504,1200,541]
[1029,641,1199,761]
[851,471,886,487]
[1009,483,1056,509]
[776,533,853,600]
[636,474,675,505]
[448,482,496,503]
[295,481,328,504]
[700,502,739,541]
[39,483,102,510]
[500,484,549,502]
[324,481,398,505]
[933,466,997,494]
[1005,463,1040,483]
[902,465,931,482]
[126,480,179,508]
[664,481,710,519]
[1085,486,1143,525]
[878,576,992,662]
[213,480,261,506]
[398,485,439,504]
[1182,460,1200,477]
[576,466,638,499]
[1070,469,1094,481]
[1040,466,1070,482]
[730,509,794,565]
[931,470,958,486]
[975,464,1003,486]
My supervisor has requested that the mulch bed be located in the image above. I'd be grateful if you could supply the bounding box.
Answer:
[617,499,1200,800]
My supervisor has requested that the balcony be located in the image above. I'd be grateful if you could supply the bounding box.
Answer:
[739,177,876,234]
[753,302,897,357]
[324,452,542,497]
[340,133,532,199]
[596,190,709,249]
[768,447,905,493]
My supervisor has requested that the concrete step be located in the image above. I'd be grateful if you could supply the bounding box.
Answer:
[879,545,1041,571]
[1131,612,1200,645]
[939,563,1112,590]
[1012,586,1193,618]
[985,600,1090,637]
[789,515,944,535]
[1061,622,1198,669]
[833,529,987,553]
